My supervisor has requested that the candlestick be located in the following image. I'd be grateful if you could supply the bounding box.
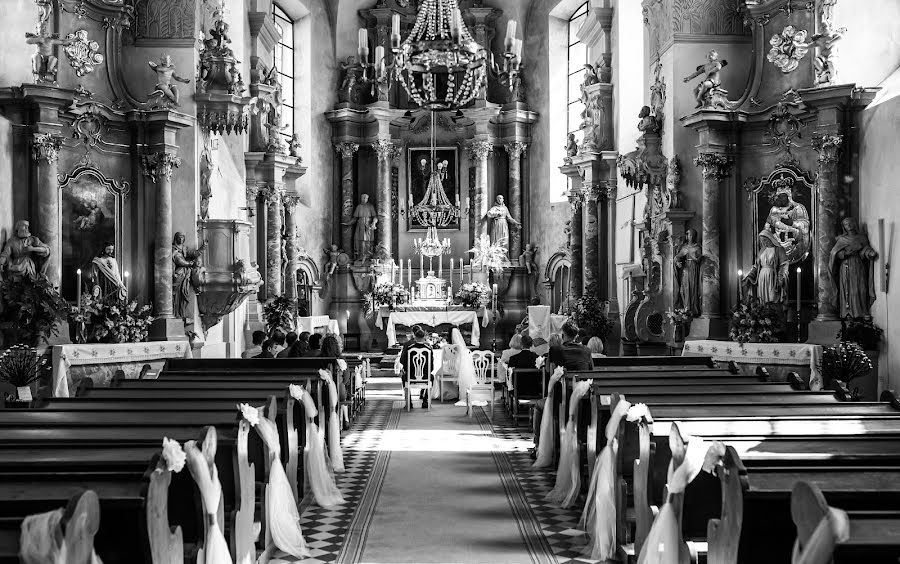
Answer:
[123,271,129,299]
[737,269,743,305]
[796,267,802,342]
[76,269,82,310]
[420,253,424,278]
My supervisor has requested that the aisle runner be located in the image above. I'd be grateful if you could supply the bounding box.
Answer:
[476,408,595,564]
[270,399,399,564]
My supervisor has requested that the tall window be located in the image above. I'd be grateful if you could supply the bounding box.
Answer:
[272,4,295,143]
[566,2,589,148]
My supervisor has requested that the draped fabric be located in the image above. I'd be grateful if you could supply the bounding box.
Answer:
[451,328,485,408]
[19,508,103,564]
[532,367,565,468]
[291,385,344,509]
[581,399,633,560]
[320,370,345,472]
[250,413,311,560]
[545,380,593,508]
[184,440,232,564]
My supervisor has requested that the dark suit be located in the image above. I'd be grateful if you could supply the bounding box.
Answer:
[548,341,592,371]
[399,341,433,383]
[507,349,540,370]
[253,349,274,359]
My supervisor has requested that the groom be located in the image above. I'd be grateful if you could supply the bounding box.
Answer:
[399,325,433,408]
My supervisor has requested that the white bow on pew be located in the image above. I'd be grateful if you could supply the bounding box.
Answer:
[289,384,344,509]
[184,428,233,564]
[319,369,345,472]
[546,379,593,508]
[532,366,565,468]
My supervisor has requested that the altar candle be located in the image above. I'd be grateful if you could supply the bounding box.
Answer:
[76,269,82,310]
[796,267,802,317]
[737,269,743,304]
[420,253,424,277]
[460,256,464,285]
[399,260,403,286]
[438,255,443,279]
[123,271,129,298]
[492,283,498,310]
[358,28,368,52]
[469,260,473,282]
[450,258,455,282]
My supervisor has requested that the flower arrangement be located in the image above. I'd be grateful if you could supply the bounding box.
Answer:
[837,316,883,351]
[568,289,613,341]
[372,282,410,308]
[455,281,491,309]
[820,341,872,385]
[469,234,508,275]
[728,299,786,344]
[0,275,69,345]
[71,294,154,343]
[666,308,693,325]
[161,437,186,473]
[263,295,296,335]
[0,345,48,391]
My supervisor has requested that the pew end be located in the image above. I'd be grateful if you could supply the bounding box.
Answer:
[706,446,748,564]
[755,366,770,381]
[829,379,856,402]
[75,377,94,397]
[880,389,900,410]
[788,372,808,391]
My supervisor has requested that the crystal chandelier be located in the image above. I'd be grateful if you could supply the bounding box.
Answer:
[414,225,452,258]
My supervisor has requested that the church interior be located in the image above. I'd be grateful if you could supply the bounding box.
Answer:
[1,0,900,562]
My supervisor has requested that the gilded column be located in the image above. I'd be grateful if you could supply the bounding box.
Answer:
[582,183,601,293]
[693,153,734,319]
[141,151,183,318]
[505,142,527,257]
[261,186,284,297]
[31,133,64,287]
[568,190,584,300]
[282,194,301,298]
[811,134,843,321]
[335,142,359,252]
[466,140,493,242]
[372,139,397,260]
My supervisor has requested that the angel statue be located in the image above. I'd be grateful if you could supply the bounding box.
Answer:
[148,55,190,108]
[323,244,342,280]
[518,243,538,276]
[683,49,729,109]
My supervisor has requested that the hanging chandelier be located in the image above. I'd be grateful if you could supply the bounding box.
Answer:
[414,225,452,258]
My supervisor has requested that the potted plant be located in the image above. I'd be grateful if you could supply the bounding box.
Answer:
[820,341,872,400]
[666,308,693,343]
[263,295,297,335]
[568,287,613,343]
[728,299,786,344]
[0,275,69,346]
[0,345,49,402]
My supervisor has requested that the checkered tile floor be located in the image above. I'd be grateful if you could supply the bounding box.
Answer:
[268,399,394,564]
[481,407,601,564]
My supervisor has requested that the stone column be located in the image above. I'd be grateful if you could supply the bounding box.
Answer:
[373,139,397,260]
[335,143,359,253]
[582,183,601,293]
[505,142,527,257]
[261,186,283,297]
[693,153,734,320]
[811,134,843,322]
[466,140,493,242]
[31,133,64,287]
[568,190,584,300]
[141,151,183,319]
[282,194,301,299]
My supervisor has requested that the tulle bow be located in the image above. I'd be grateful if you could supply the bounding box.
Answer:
[532,367,566,468]
[545,380,592,508]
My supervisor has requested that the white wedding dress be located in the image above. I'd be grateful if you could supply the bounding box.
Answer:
[451,328,486,408]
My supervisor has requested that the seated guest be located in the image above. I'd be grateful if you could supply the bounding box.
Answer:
[254,338,277,358]
[587,336,606,358]
[319,333,351,428]
[508,335,539,369]
[399,325,434,408]
[271,330,287,356]
[500,333,523,363]
[549,320,592,371]
[531,336,550,356]
[302,333,323,357]
[242,330,265,358]
[276,331,298,358]
[285,332,310,357]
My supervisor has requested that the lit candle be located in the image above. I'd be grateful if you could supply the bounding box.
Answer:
[796,267,802,319]
[408,258,412,286]
[420,253,424,276]
[358,28,368,51]
[392,13,401,39]
[439,255,443,279]
[737,269,743,304]
[76,269,82,310]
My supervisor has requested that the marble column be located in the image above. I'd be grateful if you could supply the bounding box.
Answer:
[466,140,493,243]
[568,190,584,300]
[372,139,397,260]
[141,151,183,319]
[693,153,734,319]
[335,142,359,252]
[261,186,283,297]
[811,134,843,321]
[282,194,301,299]
[31,133,64,287]
[602,182,617,309]
[582,184,601,294]
[505,142,527,258]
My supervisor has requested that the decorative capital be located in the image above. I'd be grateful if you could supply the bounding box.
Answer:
[811,134,843,166]
[372,139,398,161]
[282,194,301,212]
[31,133,64,163]
[605,183,618,201]
[505,142,528,159]
[258,185,283,206]
[567,189,584,212]
[335,142,360,159]
[141,151,182,183]
[582,183,602,202]
[246,185,260,203]
[693,152,734,180]
[466,140,494,161]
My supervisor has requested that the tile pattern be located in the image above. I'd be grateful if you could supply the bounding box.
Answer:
[268,399,395,564]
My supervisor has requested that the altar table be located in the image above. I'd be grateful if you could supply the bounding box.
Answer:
[52,341,193,397]
[296,315,339,335]
[682,340,824,390]
[377,310,484,347]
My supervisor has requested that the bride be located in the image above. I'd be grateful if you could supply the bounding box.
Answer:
[450,328,487,409]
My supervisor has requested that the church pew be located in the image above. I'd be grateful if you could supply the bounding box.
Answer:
[592,355,720,367]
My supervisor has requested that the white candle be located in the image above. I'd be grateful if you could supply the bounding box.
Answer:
[492,283,498,310]
[123,271,129,299]
[420,253,424,276]
[514,38,523,61]
[450,8,461,42]
[358,28,368,51]
[375,45,385,73]
[506,20,517,46]
[450,258,454,281]
[737,269,743,304]
[439,255,443,279]
[408,259,412,286]
[460,256,463,285]
[399,260,403,286]
[76,269,82,310]
[392,13,401,38]
[796,267,802,317]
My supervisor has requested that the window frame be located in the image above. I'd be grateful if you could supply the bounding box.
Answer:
[272,3,295,143]
[566,1,589,144]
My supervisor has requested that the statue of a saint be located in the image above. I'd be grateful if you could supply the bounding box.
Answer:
[172,232,206,321]
[674,228,701,317]
[830,218,877,319]
[148,55,190,108]
[344,194,377,261]
[637,105,660,134]
[0,220,50,282]
[742,229,790,304]
[485,195,521,252]
[88,243,126,302]
[565,134,578,161]
[683,49,728,109]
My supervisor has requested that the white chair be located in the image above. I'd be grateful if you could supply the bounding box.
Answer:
[437,344,459,403]
[467,350,496,419]
[404,347,433,412]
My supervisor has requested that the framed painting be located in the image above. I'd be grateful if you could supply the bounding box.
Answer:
[58,164,129,301]
[406,146,459,231]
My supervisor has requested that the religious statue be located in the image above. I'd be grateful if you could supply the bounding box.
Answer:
[830,218,878,319]
[580,63,600,92]
[323,244,342,279]
[25,6,73,85]
[289,134,303,159]
[565,133,578,162]
[811,26,845,87]
[339,56,365,105]
[674,228,701,317]
[765,185,811,263]
[518,243,538,275]
[485,195,521,252]
[208,18,233,56]
[683,50,729,109]
[742,229,790,304]
[0,220,50,282]
[147,55,190,108]
[88,243,126,302]
[637,105,660,134]
[172,232,206,321]
[344,194,377,261]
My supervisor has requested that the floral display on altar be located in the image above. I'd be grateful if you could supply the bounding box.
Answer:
[728,299,787,344]
[71,294,154,344]
[364,283,411,317]
[263,295,298,334]
[455,282,490,309]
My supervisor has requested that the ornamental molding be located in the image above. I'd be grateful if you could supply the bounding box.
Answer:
[258,185,283,205]
[504,142,527,159]
[466,140,493,161]
[63,30,104,77]
[32,133,64,163]
[335,142,360,159]
[767,25,810,73]
[693,152,734,180]
[141,151,182,183]
[582,183,602,202]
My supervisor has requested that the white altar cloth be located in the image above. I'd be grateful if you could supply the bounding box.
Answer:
[296,315,339,335]
[682,340,823,390]
[377,310,483,347]
[52,341,192,397]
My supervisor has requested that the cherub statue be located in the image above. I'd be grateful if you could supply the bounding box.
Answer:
[209,18,232,55]
[148,55,190,108]
[683,49,729,109]
[324,244,342,279]
[518,243,538,275]
[810,25,845,87]
[25,27,73,84]
[565,133,578,160]
[289,134,303,159]
[637,105,660,134]
[581,63,600,91]
[339,56,364,105]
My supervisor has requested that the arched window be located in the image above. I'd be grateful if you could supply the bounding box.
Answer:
[566,2,589,148]
[272,4,295,144]
[545,251,573,313]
